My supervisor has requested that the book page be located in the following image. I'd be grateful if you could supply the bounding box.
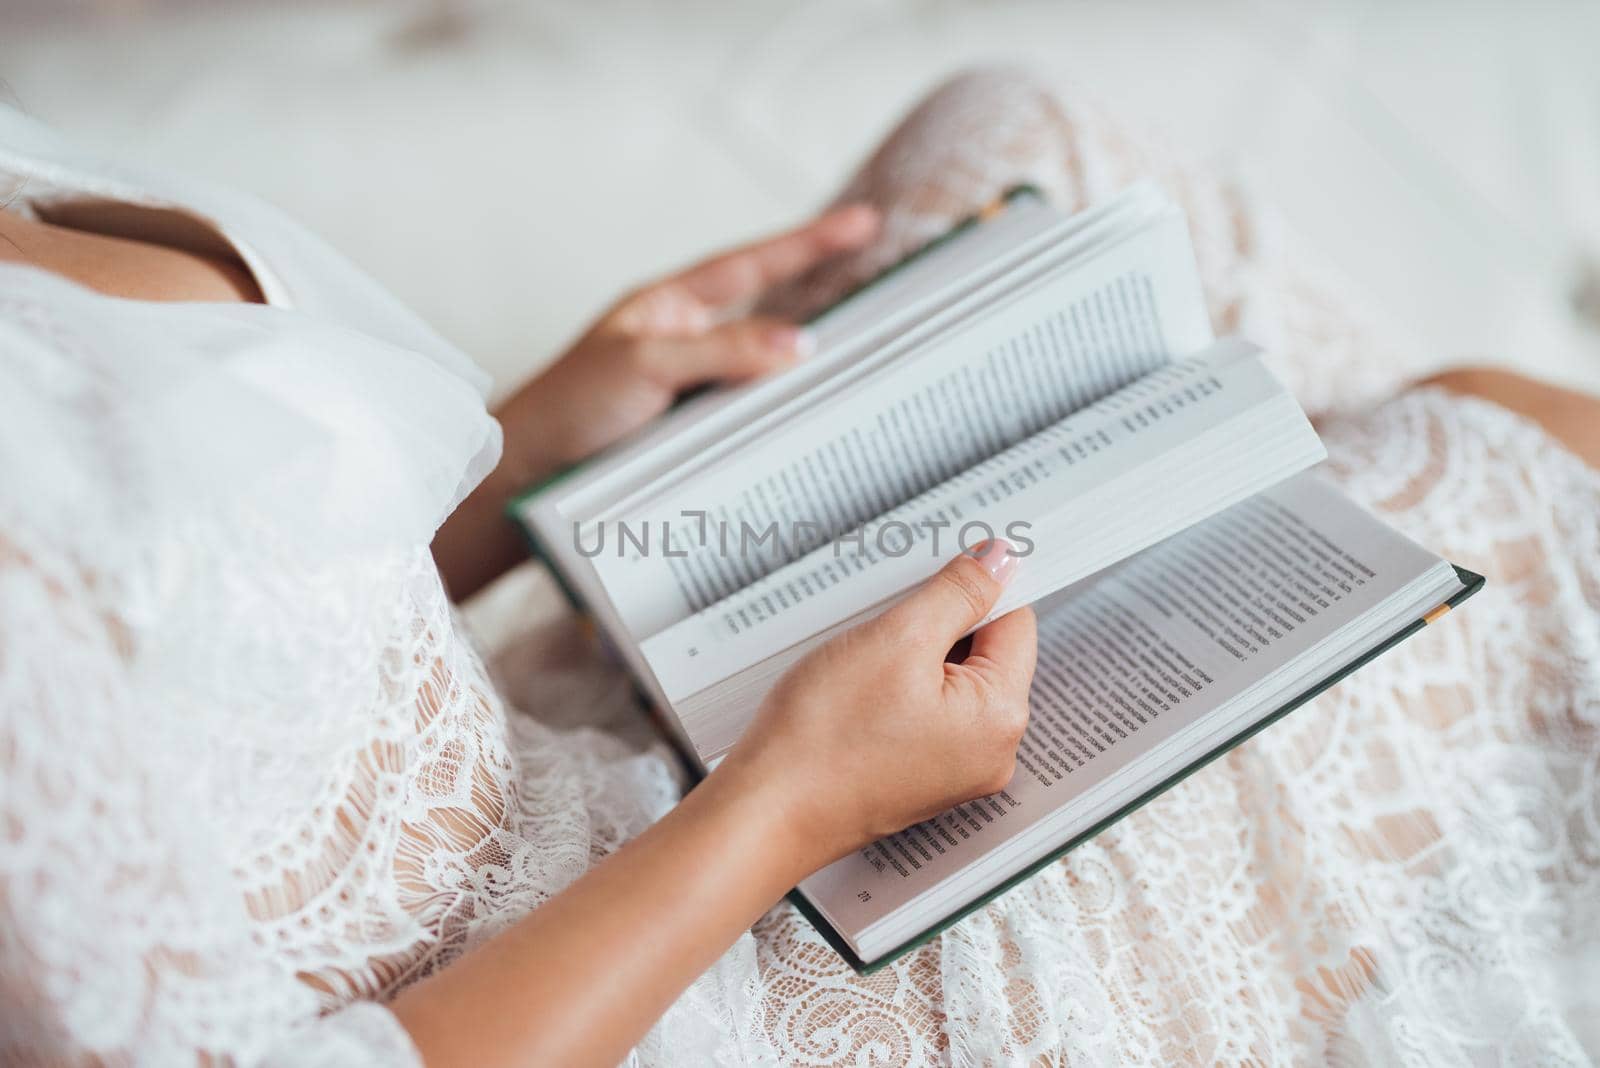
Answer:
[798,474,1454,950]
[581,213,1211,641]
[643,346,1292,703]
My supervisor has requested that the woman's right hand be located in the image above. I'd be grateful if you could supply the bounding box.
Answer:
[716,540,1038,868]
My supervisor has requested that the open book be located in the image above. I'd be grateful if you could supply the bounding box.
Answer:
[511,185,1481,971]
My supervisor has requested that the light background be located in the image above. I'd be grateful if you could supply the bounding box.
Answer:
[6,0,1598,397]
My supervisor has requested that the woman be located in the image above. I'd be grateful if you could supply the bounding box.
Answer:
[2,71,1595,1065]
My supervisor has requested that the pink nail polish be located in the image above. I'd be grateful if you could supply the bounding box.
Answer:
[973,538,1020,587]
[766,325,810,359]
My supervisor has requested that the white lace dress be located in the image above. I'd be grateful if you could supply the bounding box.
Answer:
[3,74,1597,1066]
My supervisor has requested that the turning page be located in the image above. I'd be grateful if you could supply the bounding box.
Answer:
[648,341,1325,761]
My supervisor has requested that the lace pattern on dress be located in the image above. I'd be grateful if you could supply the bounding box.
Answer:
[2,70,1596,1066]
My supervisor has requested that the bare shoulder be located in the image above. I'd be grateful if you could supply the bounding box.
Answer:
[0,208,261,304]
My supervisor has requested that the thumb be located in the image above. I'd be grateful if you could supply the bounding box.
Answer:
[882,539,1023,651]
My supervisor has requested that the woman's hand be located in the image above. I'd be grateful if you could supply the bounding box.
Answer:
[432,204,879,599]
[501,203,879,474]
[716,539,1038,869]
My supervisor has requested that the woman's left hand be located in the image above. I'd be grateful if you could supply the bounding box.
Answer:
[499,203,879,479]
[433,204,879,599]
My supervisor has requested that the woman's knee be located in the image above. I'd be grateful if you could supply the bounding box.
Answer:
[1420,365,1600,468]
[859,66,1077,208]
[911,66,1070,159]
[911,66,1059,118]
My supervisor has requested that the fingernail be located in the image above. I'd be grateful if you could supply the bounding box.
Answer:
[764,324,799,356]
[972,538,1020,587]
[837,202,881,234]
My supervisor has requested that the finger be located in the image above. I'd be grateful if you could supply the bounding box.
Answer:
[638,316,812,390]
[667,204,880,307]
[880,539,1023,651]
[962,606,1038,703]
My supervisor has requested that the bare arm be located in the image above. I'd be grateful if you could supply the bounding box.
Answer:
[389,760,809,1068]
[392,542,1035,1068]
